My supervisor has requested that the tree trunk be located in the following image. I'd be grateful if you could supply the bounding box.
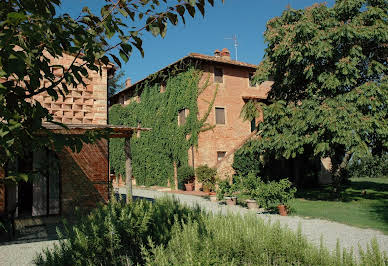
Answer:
[173,161,178,190]
[124,138,133,203]
[331,151,352,197]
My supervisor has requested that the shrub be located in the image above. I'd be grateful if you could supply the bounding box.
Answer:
[144,214,388,266]
[34,197,204,265]
[177,165,195,184]
[195,165,217,190]
[348,154,388,178]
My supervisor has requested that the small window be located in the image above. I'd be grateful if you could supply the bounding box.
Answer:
[119,95,124,104]
[178,109,189,125]
[215,107,225,125]
[214,67,223,83]
[217,151,226,161]
[249,73,255,87]
[250,118,256,132]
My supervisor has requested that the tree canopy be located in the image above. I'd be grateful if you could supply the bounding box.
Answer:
[0,0,221,180]
[244,0,387,188]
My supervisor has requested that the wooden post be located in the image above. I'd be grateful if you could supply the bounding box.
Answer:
[173,161,178,190]
[124,137,133,203]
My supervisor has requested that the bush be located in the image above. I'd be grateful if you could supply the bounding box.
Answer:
[144,214,388,266]
[34,197,204,265]
[195,165,217,190]
[348,154,388,178]
[177,165,195,184]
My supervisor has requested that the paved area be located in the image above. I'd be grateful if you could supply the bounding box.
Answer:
[1,188,387,265]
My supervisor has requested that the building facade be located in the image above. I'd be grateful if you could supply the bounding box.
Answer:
[110,49,272,184]
[0,53,113,217]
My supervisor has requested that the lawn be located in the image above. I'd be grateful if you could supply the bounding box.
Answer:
[292,177,388,234]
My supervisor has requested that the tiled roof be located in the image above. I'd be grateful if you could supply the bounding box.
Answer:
[111,53,258,100]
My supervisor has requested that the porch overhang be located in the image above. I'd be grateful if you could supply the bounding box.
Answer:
[41,123,151,138]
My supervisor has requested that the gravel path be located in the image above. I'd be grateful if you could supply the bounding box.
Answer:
[0,240,59,266]
[1,188,387,265]
[133,188,388,256]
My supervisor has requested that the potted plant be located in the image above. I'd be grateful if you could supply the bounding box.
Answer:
[272,179,297,216]
[178,166,195,191]
[195,165,217,193]
[238,173,260,210]
[208,191,217,202]
[217,180,237,205]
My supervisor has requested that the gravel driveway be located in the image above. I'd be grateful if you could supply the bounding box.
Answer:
[1,188,387,265]
[133,188,388,256]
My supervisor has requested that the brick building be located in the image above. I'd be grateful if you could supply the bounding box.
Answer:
[110,49,272,184]
[0,53,141,217]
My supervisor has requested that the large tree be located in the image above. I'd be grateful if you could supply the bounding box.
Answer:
[244,0,387,191]
[0,0,221,181]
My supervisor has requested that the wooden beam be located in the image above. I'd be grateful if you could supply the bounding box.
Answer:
[124,137,133,203]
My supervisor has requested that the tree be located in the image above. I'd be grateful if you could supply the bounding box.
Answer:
[108,70,125,98]
[244,0,387,192]
[0,0,222,181]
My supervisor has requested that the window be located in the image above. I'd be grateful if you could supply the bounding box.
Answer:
[214,67,223,83]
[178,109,189,125]
[251,118,256,132]
[217,151,226,161]
[249,72,255,87]
[119,95,124,104]
[215,107,225,124]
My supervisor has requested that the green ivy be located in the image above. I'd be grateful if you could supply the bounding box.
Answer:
[109,67,217,186]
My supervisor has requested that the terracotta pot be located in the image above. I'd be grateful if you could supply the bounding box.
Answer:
[184,183,194,191]
[246,199,258,210]
[209,192,217,202]
[277,204,287,216]
[225,196,237,206]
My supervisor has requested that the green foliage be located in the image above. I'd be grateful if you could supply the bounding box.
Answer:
[108,70,125,98]
[236,173,296,209]
[177,165,195,184]
[109,68,217,186]
[216,179,238,200]
[232,140,264,177]
[0,0,221,180]
[34,197,204,265]
[195,164,217,190]
[243,0,388,192]
[348,154,388,178]
[144,214,387,266]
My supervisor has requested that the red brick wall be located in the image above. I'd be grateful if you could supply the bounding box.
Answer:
[58,138,109,215]
[32,52,109,125]
[191,64,270,173]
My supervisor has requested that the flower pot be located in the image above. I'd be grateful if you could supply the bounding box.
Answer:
[203,186,210,193]
[209,192,217,202]
[184,183,194,191]
[277,204,287,216]
[246,199,258,210]
[225,196,237,206]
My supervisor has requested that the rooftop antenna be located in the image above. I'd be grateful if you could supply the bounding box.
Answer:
[224,34,238,61]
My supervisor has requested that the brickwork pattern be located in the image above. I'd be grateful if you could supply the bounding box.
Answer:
[32,53,108,125]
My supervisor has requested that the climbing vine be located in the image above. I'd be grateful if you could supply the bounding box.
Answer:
[109,67,217,186]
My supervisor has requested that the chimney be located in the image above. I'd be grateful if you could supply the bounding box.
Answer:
[125,78,131,88]
[220,48,231,60]
[214,49,221,57]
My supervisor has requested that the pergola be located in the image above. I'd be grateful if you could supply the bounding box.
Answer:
[42,123,151,202]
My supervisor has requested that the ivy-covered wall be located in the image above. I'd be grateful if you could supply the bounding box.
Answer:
[109,68,215,186]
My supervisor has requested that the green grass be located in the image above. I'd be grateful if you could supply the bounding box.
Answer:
[292,177,388,234]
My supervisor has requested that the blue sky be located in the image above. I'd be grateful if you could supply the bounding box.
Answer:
[60,0,335,87]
